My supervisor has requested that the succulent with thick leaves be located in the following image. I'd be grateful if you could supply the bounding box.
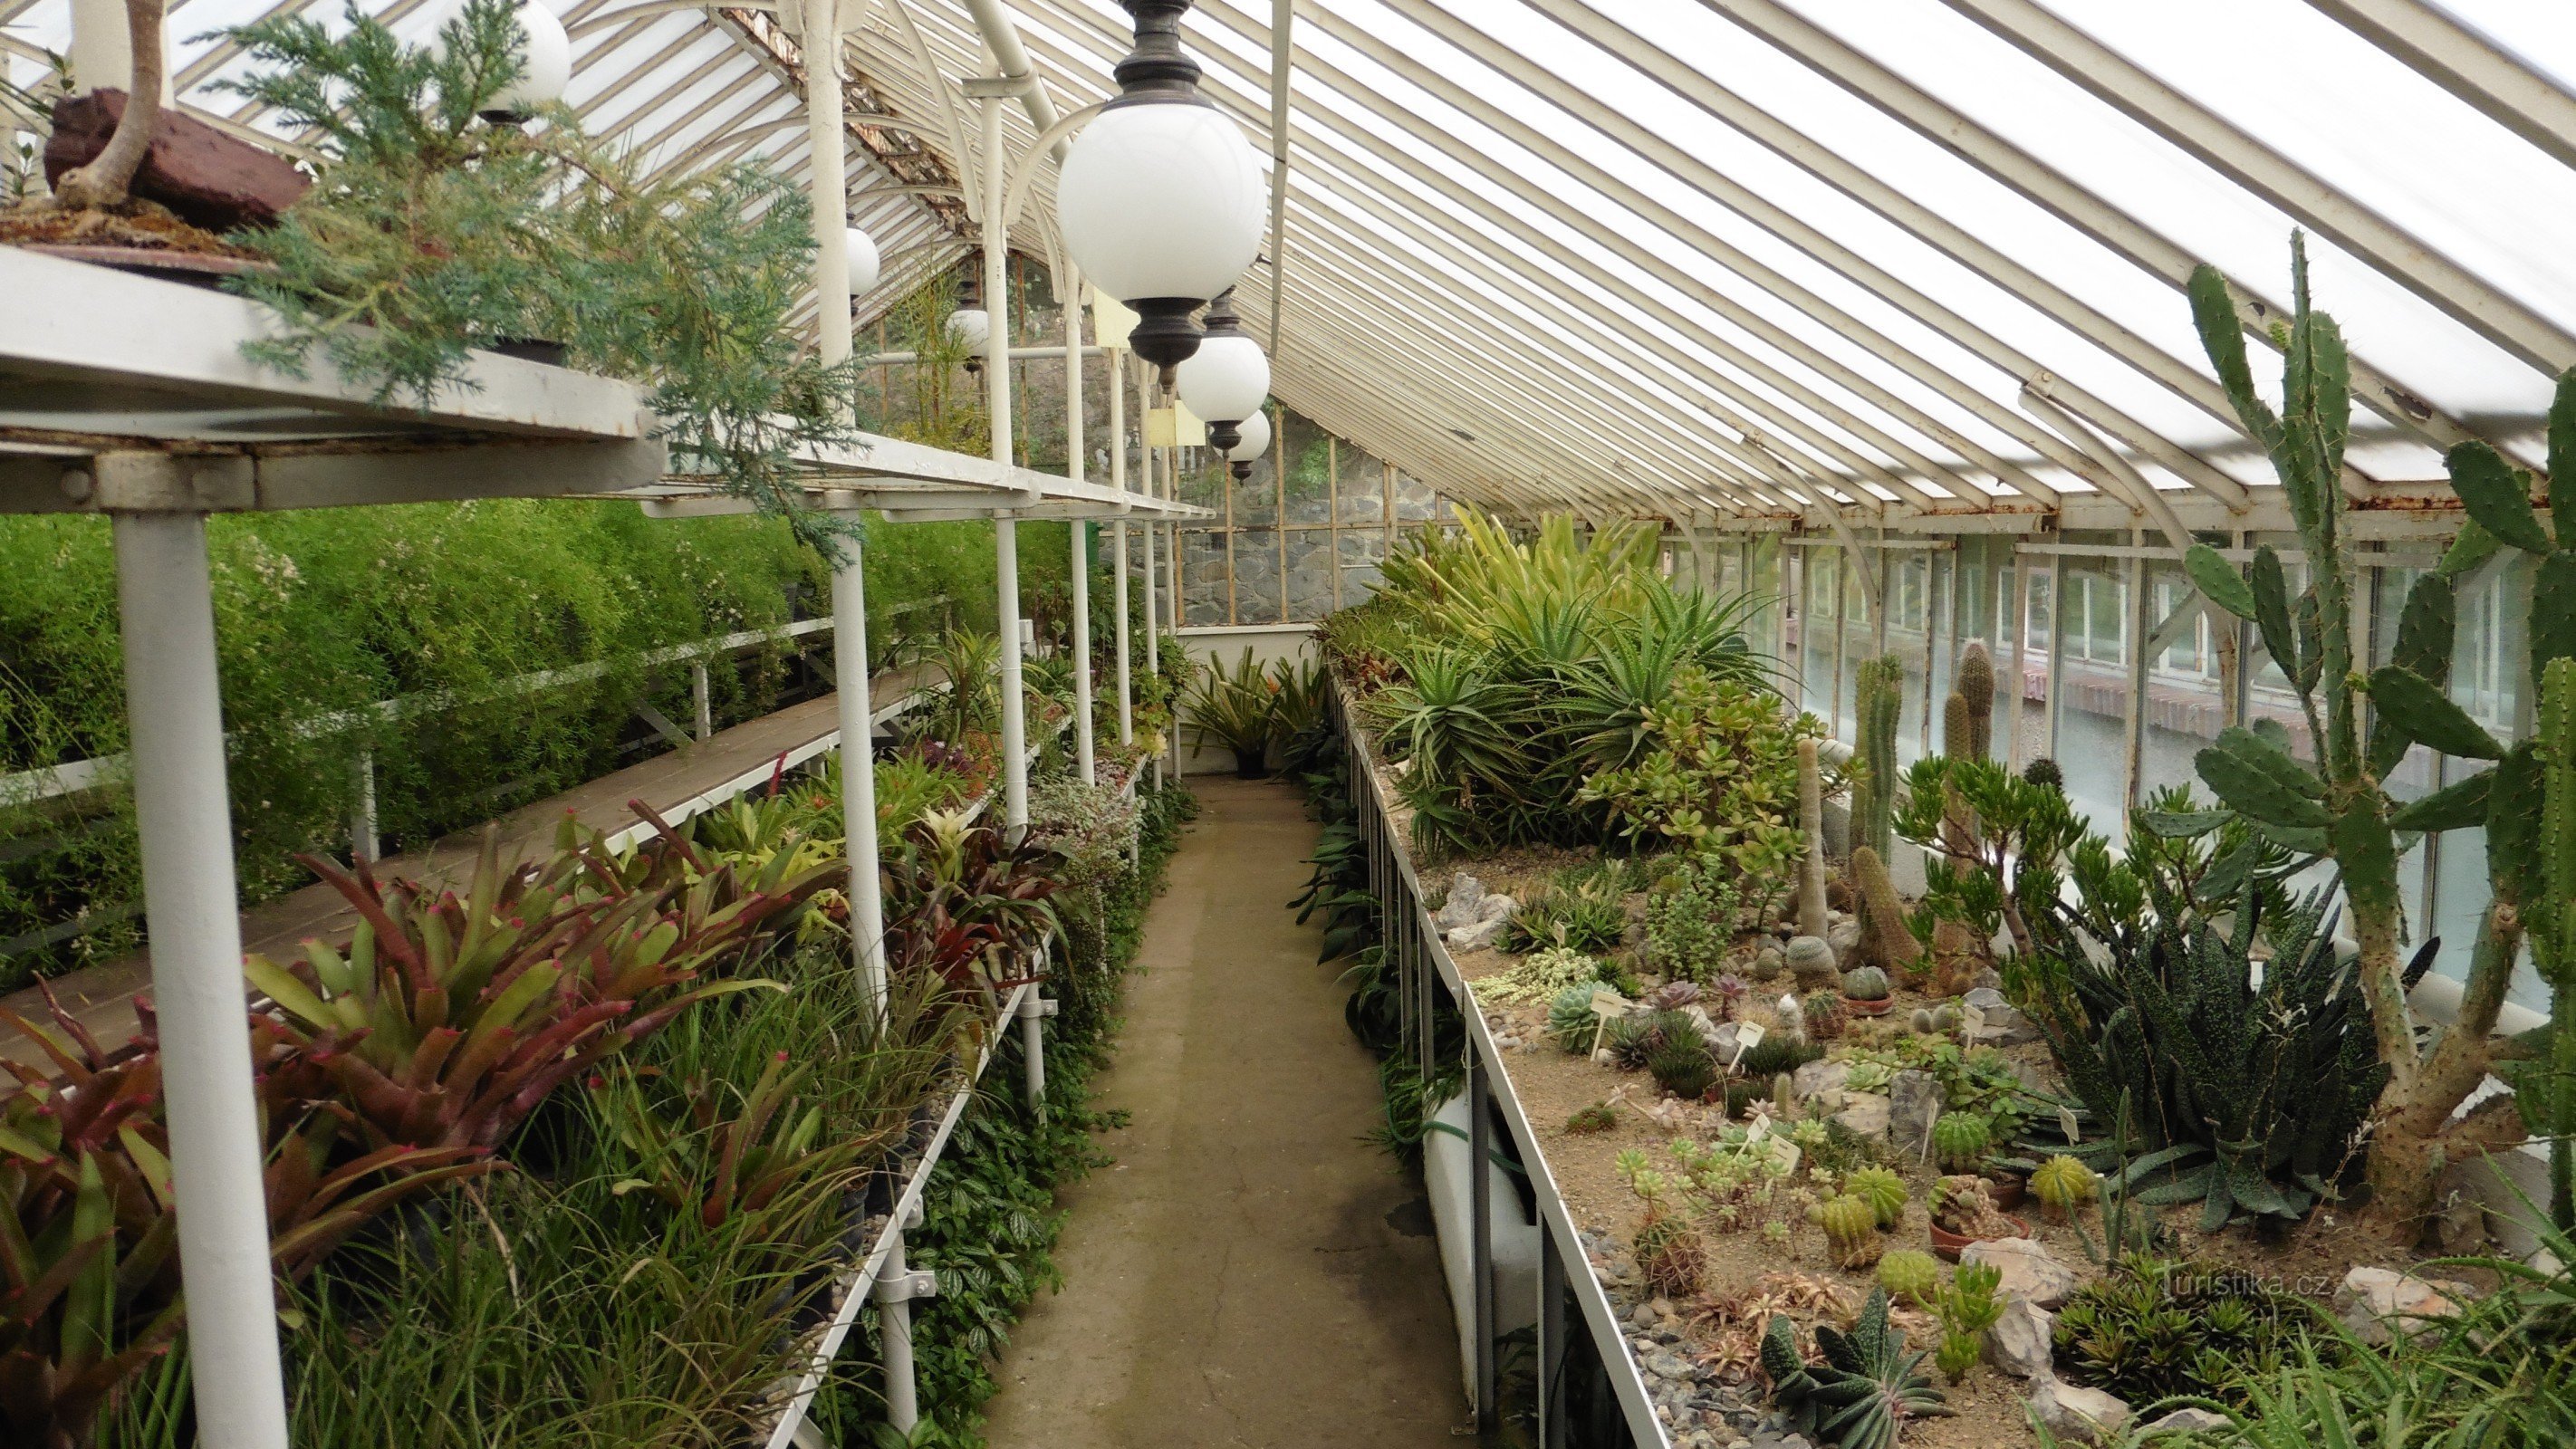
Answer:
[2177,236,2574,1236]
[1848,1166,1908,1230]
[1548,984,1601,1053]
[2052,1253,2322,1407]
[2015,840,2395,1228]
[1761,1287,1952,1449]
[1822,1193,1884,1270]
[1933,1262,2002,1384]
[245,814,825,1152]
[1648,1034,1719,1102]
[1895,755,2086,964]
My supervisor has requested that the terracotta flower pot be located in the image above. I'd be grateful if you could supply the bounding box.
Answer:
[1985,1173,2028,1212]
[1928,1213,2030,1262]
[1842,994,1894,1016]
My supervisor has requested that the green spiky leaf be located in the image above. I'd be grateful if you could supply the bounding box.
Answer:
[2186,543,2258,620]
[2388,768,2494,833]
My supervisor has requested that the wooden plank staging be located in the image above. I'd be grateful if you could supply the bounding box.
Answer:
[1,666,939,1065]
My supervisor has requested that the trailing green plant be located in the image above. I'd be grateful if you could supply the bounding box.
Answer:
[1933,1261,2003,1384]
[1478,944,1607,1006]
[2053,1254,2325,1408]
[1761,1287,1952,1449]
[2167,235,2574,1237]
[214,0,862,552]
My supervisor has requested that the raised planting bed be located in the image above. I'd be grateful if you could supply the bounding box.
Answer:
[1321,671,2531,1449]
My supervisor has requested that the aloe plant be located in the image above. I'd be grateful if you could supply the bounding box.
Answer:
[1760,1287,1952,1449]
[2172,235,2573,1236]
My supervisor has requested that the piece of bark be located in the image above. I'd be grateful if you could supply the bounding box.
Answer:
[44,90,306,232]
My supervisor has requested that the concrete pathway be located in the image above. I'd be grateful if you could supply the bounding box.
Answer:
[979,777,1466,1448]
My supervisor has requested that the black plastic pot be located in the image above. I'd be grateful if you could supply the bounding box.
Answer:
[1232,747,1272,779]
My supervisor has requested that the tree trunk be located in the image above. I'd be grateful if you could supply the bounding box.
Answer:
[2361,895,2529,1243]
[50,0,162,210]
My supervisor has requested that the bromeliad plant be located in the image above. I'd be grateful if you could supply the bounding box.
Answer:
[1183,648,1284,778]
[244,816,827,1152]
[2165,235,2575,1236]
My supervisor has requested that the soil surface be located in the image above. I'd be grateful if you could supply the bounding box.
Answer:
[978,778,1467,1447]
[0,199,255,255]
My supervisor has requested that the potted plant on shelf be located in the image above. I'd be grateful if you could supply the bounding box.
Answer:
[1183,648,1281,778]
[1840,964,1893,1016]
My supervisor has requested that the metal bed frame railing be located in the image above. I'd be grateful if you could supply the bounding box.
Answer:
[1329,677,1668,1449]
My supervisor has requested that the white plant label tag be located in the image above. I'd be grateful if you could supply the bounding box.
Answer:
[1729,1021,1765,1070]
[1589,988,1627,1054]
[1960,1003,1986,1041]
[2058,1104,2083,1146]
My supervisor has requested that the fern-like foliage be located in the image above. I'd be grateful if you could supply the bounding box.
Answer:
[214,0,863,554]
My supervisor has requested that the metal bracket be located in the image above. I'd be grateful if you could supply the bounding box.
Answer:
[962,74,1037,100]
[1018,994,1058,1020]
[873,1266,938,1303]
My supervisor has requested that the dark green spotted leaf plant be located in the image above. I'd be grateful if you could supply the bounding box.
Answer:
[2168,233,2572,1238]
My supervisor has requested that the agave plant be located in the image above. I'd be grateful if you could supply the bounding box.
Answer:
[244,815,826,1152]
[1760,1287,1952,1449]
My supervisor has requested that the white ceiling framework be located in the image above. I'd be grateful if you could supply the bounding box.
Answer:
[6,0,2571,530]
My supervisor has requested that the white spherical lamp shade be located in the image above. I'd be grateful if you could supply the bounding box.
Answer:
[487,1,572,117]
[1056,101,1264,365]
[1176,331,1269,427]
[844,226,881,297]
[1226,408,1271,464]
[946,307,991,358]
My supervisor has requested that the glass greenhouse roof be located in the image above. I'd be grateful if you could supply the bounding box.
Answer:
[6,0,2569,526]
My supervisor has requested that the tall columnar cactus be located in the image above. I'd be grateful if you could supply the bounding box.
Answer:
[2529,658,2575,1229]
[1942,691,1973,763]
[1850,846,1924,982]
[1851,655,1905,861]
[2175,234,2576,1238]
[1956,644,1996,761]
[1798,738,1830,940]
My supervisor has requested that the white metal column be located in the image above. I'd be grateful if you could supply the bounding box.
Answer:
[1112,350,1134,748]
[115,510,290,1449]
[977,86,1030,840]
[833,543,886,1008]
[1064,264,1096,786]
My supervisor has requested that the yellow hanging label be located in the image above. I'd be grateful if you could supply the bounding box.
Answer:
[1145,404,1206,448]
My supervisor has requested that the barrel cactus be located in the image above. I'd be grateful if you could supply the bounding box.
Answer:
[1803,989,1848,1041]
[1931,1112,1991,1173]
[1842,965,1891,1002]
[1785,934,1839,990]
[1821,1193,1884,1270]
[1847,1166,1908,1229]
[1635,1211,1703,1297]
[1548,983,1599,1052]
[2031,1154,2099,1222]
[1878,1248,1940,1307]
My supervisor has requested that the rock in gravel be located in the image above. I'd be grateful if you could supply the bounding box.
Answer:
[1964,1237,2075,1309]
[1889,1070,1940,1152]
[1832,1091,1890,1137]
[1447,901,1515,953]
[1826,917,1862,960]
[2335,1266,2471,1346]
[1961,985,2043,1045]
[1475,891,1515,925]
[1985,1296,2053,1377]
[2139,1406,2231,1435]
[2031,1377,2132,1445]
[1434,874,1485,929]
[1645,1348,1692,1380]
[1793,1059,1850,1108]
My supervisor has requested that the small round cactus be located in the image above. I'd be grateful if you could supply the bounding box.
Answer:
[1846,1166,1908,1229]
[1931,1112,1993,1173]
[1878,1248,1940,1307]
[2031,1154,2100,1221]
[1635,1212,1703,1297]
[1802,989,1848,1041]
[1548,984,1599,1052]
[1841,964,1891,1002]
[1909,1003,1961,1036]
[1821,1193,1883,1270]
[1784,935,1839,990]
